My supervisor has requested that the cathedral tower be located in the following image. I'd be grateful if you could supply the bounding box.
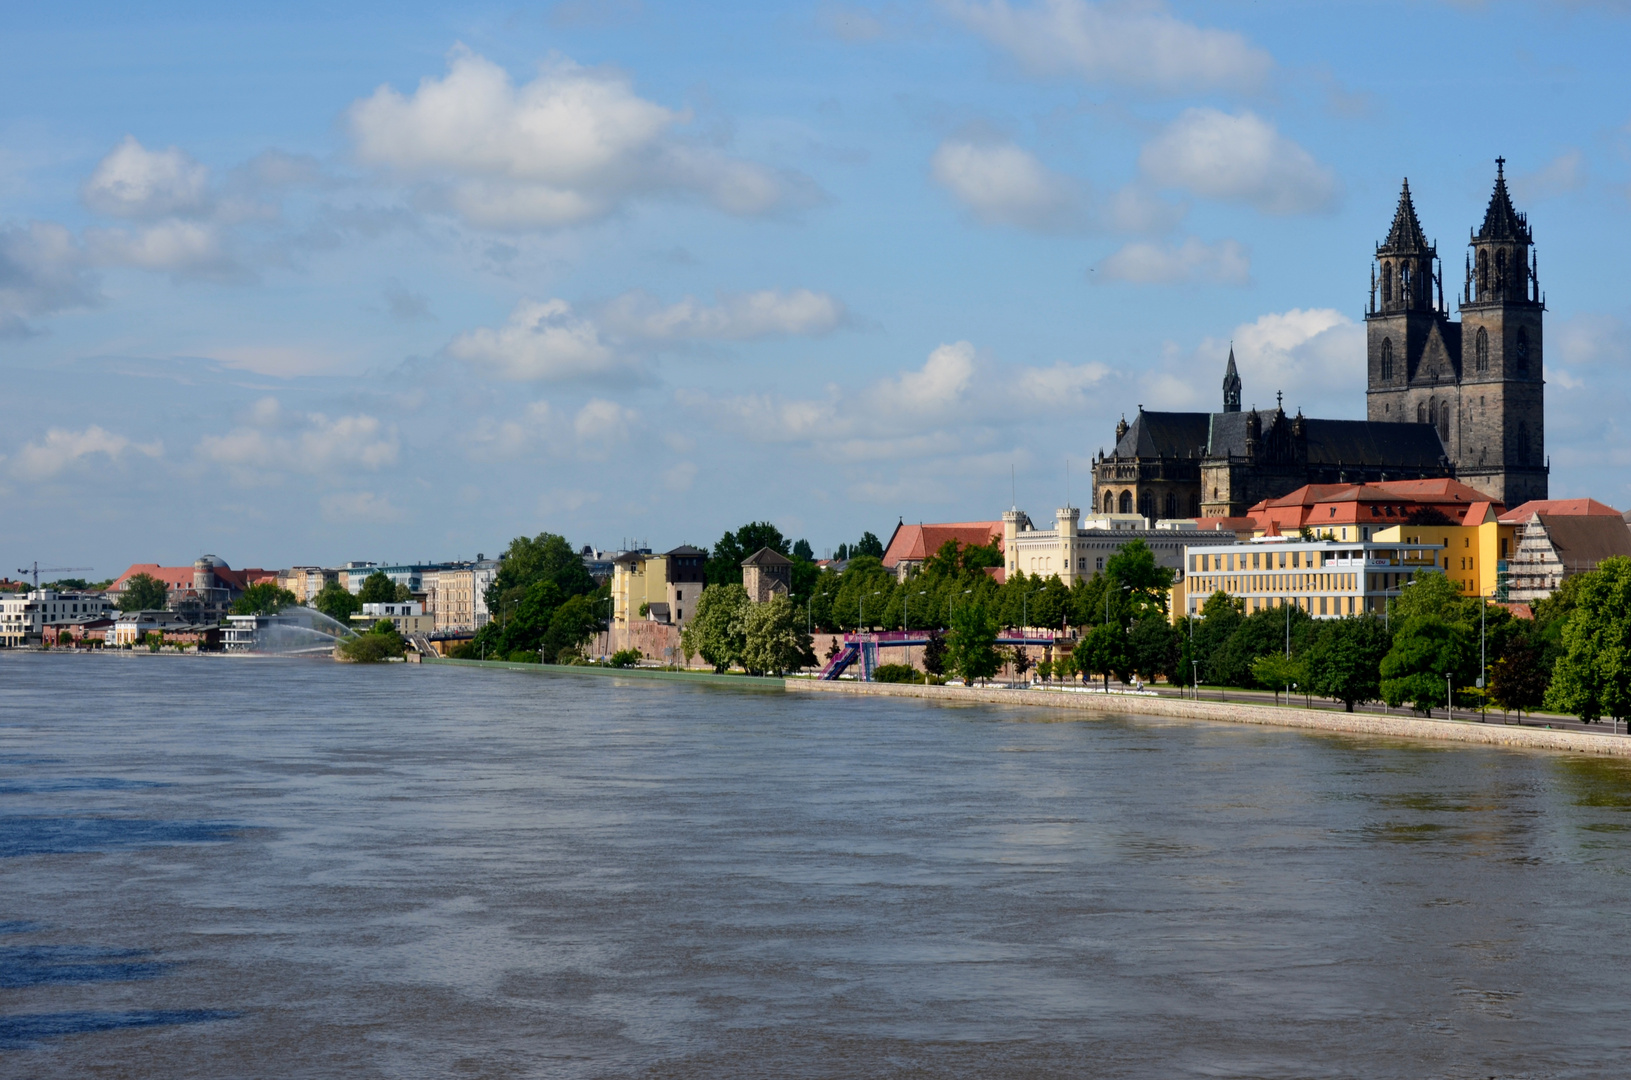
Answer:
[1366,179,1459,448]
[1221,347,1241,412]
[1457,159,1547,504]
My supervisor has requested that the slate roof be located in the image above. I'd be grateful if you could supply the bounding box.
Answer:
[1114,410,1210,458]
[1532,513,1631,574]
[664,545,708,557]
[1205,413,1448,468]
[741,546,793,567]
[1477,159,1531,243]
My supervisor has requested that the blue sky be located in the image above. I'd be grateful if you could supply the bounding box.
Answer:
[4,0,1630,574]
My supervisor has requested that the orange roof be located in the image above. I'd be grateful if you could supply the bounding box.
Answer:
[881,521,1003,568]
[1247,479,1506,533]
[1499,498,1622,524]
[111,562,260,593]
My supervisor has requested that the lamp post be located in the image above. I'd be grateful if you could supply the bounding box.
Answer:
[860,589,880,633]
[1446,672,1453,721]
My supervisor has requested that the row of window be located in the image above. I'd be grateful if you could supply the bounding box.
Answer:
[1378,327,1530,383]
[1100,490,1204,516]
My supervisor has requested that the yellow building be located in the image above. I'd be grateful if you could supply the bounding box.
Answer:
[610,546,707,628]
[1370,503,1516,598]
[1182,537,1446,619]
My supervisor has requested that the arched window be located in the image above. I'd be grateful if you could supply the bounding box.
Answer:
[1417,402,1427,424]
[1118,490,1133,514]
[1138,492,1152,519]
[1428,400,1437,427]
[1477,249,1489,299]
[1381,263,1393,304]
[1440,409,1449,441]
[1400,263,1411,303]
[1189,494,1200,516]
[1103,490,1115,513]
[1495,249,1507,296]
[1380,338,1394,381]
[1515,327,1530,374]
[1474,326,1489,373]
[1164,492,1177,519]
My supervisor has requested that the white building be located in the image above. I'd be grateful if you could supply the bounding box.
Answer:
[1002,506,1235,586]
[354,600,434,635]
[1,590,116,647]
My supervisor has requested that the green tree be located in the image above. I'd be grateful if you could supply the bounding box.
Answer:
[946,601,1000,684]
[542,594,603,663]
[1128,615,1180,682]
[340,619,406,662]
[1545,557,1631,723]
[1208,603,1315,689]
[1080,621,1132,691]
[707,522,789,586]
[1251,652,1308,705]
[1490,637,1548,718]
[358,571,396,604]
[313,581,363,625]
[393,582,414,602]
[742,593,815,675]
[1105,539,1177,617]
[232,582,299,616]
[792,538,815,562]
[118,572,169,612]
[922,630,948,676]
[853,531,885,560]
[486,532,597,615]
[682,584,750,672]
[1381,615,1477,716]
[1307,616,1392,711]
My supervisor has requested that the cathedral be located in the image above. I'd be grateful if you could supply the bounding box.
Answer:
[1092,160,1547,520]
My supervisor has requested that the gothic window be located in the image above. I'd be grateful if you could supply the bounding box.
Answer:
[1474,326,1488,372]
[1400,263,1411,303]
[1428,400,1437,427]
[1515,327,1530,374]
[1189,494,1200,516]
[1477,249,1489,299]
[1380,338,1394,381]
[1417,402,1426,423]
[1440,409,1449,442]
[1103,490,1115,513]
[1381,263,1393,304]
[1164,492,1176,518]
[1118,490,1133,514]
[1138,493,1152,519]
[1495,250,1507,296]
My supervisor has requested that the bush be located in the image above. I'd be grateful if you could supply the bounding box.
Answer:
[340,629,405,663]
[873,663,921,683]
[609,648,642,668]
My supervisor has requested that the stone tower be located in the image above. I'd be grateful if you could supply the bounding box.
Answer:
[1221,347,1241,412]
[1456,159,1548,504]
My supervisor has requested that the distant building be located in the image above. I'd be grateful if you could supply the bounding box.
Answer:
[741,548,792,603]
[1180,537,1446,620]
[1505,512,1631,603]
[354,601,435,636]
[341,563,380,594]
[1002,506,1234,587]
[430,558,499,634]
[108,556,270,622]
[611,546,707,627]
[881,520,1005,581]
[109,610,204,647]
[1247,478,1506,544]
[1,590,116,647]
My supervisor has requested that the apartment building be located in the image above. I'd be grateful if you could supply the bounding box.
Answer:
[1179,537,1446,620]
[0,590,116,646]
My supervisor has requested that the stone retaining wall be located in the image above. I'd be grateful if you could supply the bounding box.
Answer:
[786,679,1631,758]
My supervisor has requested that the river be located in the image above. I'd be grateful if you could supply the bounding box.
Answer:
[2,653,1629,1077]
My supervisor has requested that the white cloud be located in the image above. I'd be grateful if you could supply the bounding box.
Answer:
[1139,108,1340,215]
[947,0,1272,93]
[599,288,844,341]
[197,400,399,480]
[11,425,162,480]
[1097,237,1249,284]
[574,397,637,443]
[876,340,978,414]
[81,136,211,219]
[448,298,625,381]
[0,221,98,338]
[86,220,229,275]
[663,460,698,491]
[465,400,555,461]
[320,491,405,524]
[930,138,1076,229]
[1014,360,1110,404]
[1513,149,1587,202]
[347,45,800,228]
[1149,308,1360,416]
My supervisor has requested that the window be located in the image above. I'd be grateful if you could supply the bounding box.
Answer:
[1164,492,1176,519]
[1475,326,1488,372]
[1381,262,1393,303]
[1095,557,1104,571]
[1515,328,1530,374]
[1119,491,1133,514]
[1380,338,1393,381]
[1103,491,1115,513]
[1477,249,1489,298]
[1417,403,1426,424]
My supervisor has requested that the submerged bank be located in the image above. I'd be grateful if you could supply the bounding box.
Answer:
[787,679,1631,758]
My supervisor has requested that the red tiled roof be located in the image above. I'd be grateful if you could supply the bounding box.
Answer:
[881,521,1004,568]
[110,562,258,594]
[1499,498,1622,524]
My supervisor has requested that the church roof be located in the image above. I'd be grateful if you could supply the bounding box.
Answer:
[1205,413,1448,469]
[881,521,1004,568]
[1379,179,1432,255]
[1114,410,1210,458]
[1477,158,1531,243]
[740,546,793,567]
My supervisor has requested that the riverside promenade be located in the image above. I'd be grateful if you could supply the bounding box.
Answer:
[786,679,1631,758]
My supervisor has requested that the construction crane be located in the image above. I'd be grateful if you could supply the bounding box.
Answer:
[16,562,94,590]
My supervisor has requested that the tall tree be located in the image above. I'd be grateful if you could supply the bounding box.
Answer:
[1381,616,1477,716]
[946,601,1000,684]
[486,533,597,615]
[118,573,169,612]
[792,538,815,562]
[707,522,790,585]
[1490,638,1549,718]
[1081,621,1130,691]
[232,583,299,616]
[742,593,815,675]
[853,531,885,560]
[313,581,362,624]
[358,571,397,604]
[1307,616,1392,711]
[682,584,750,672]
[1129,616,1180,682]
[1545,557,1631,724]
[1105,539,1177,616]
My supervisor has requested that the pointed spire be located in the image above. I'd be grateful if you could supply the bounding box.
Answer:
[1379,178,1431,255]
[1477,157,1530,243]
[1222,346,1242,413]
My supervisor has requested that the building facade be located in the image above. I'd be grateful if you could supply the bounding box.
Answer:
[1504,513,1631,603]
[0,590,116,647]
[742,547,793,603]
[1180,538,1446,619]
[1002,506,1236,587]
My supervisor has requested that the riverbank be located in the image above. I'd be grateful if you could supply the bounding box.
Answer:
[787,679,1631,758]
[424,655,785,690]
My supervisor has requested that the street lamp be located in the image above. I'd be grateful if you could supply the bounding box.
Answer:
[860,589,881,632]
[1446,672,1453,721]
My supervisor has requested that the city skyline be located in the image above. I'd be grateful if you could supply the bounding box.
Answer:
[4,1,1631,572]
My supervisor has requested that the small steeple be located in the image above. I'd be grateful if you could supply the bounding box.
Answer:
[1379,178,1432,256]
[1222,346,1242,413]
[1476,157,1531,244]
